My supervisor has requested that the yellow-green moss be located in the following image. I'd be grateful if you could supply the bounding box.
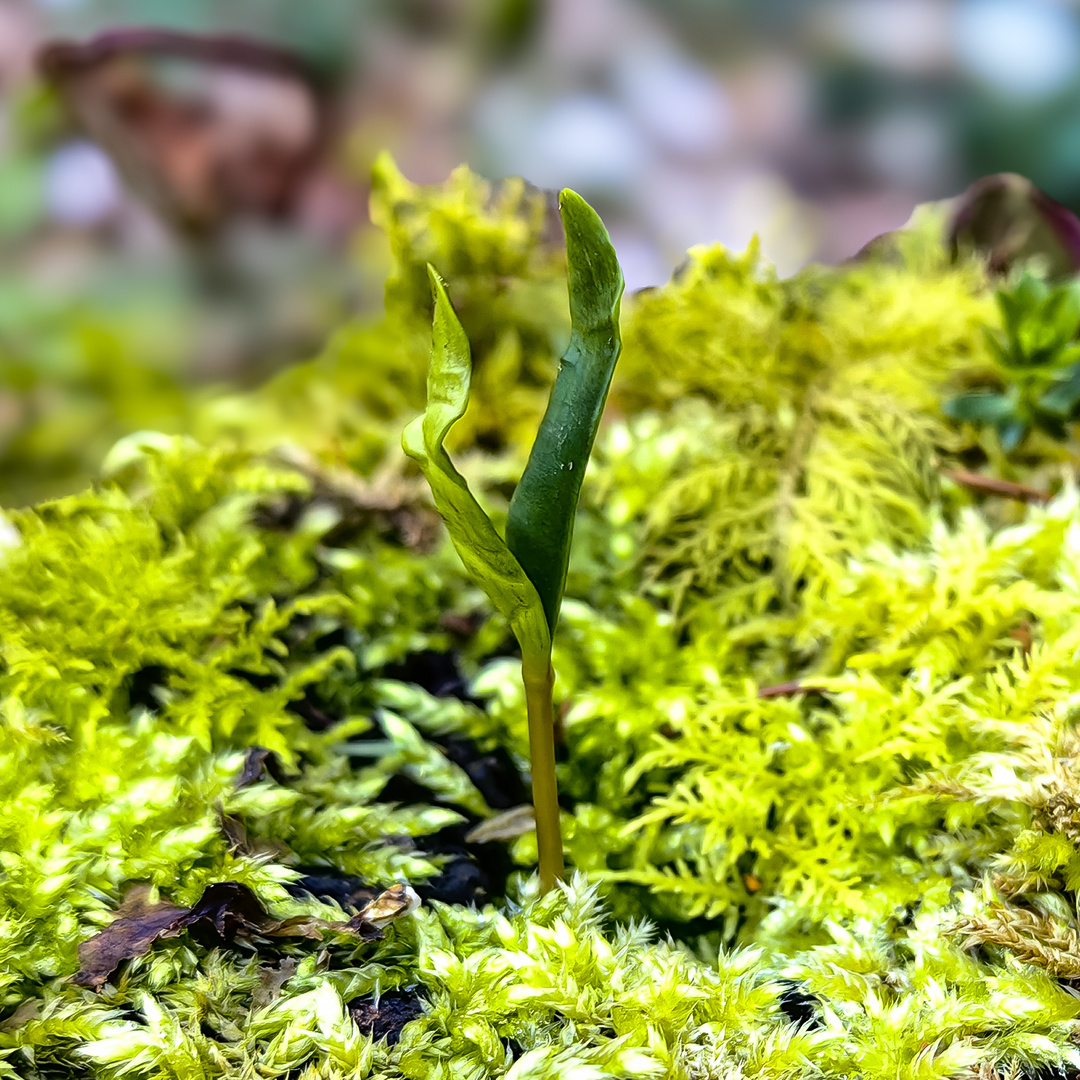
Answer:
[5,161,1080,1078]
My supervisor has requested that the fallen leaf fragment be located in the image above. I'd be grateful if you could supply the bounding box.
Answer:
[73,881,420,990]
[72,887,189,989]
[252,957,299,1009]
[351,884,420,929]
[236,746,272,788]
[940,467,1051,505]
[757,681,827,700]
[217,810,290,860]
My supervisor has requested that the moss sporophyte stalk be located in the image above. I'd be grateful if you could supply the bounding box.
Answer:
[14,159,1080,1077]
[403,190,624,892]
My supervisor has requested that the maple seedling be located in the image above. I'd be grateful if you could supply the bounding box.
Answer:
[402,189,624,892]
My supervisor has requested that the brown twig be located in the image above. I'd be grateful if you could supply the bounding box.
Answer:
[757,681,827,700]
[940,467,1052,504]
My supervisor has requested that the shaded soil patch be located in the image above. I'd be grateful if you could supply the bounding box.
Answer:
[382,648,476,701]
[777,981,822,1030]
[285,870,376,910]
[349,989,425,1045]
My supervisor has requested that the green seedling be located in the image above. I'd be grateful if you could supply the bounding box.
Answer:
[946,272,1080,449]
[402,190,624,892]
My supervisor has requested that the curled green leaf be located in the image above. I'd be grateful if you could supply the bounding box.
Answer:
[505,188,625,633]
[402,266,550,663]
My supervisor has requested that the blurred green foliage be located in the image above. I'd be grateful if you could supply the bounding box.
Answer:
[0,282,192,506]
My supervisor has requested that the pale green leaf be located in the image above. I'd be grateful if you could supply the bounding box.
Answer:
[402,266,551,661]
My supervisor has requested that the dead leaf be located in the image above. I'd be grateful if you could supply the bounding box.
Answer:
[948,172,1080,278]
[38,28,328,235]
[73,881,419,990]
[252,957,299,1009]
[236,746,272,788]
[349,884,420,930]
[184,881,271,937]
[0,1000,41,1033]
[72,887,189,989]
[218,810,290,861]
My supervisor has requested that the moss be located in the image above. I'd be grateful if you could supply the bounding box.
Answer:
[6,161,1080,1077]
[612,235,994,609]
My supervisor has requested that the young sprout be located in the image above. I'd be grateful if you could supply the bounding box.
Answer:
[402,189,624,892]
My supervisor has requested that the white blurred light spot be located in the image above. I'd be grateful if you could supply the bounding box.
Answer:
[0,512,19,552]
[522,95,645,191]
[953,0,1080,99]
[44,141,121,227]
[864,110,952,187]
[650,169,815,278]
[717,173,816,277]
[609,232,670,291]
[827,0,951,73]
[614,48,731,158]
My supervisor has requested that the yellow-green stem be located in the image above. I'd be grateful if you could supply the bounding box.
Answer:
[522,651,564,892]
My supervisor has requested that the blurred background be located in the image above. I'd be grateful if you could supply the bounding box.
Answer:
[4,0,1080,502]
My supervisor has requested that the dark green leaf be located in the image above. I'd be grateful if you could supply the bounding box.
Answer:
[504,189,625,634]
[1048,282,1080,341]
[944,392,1016,424]
[1040,364,1080,415]
[999,420,1028,451]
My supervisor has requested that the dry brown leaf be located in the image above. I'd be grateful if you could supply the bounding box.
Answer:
[73,881,419,990]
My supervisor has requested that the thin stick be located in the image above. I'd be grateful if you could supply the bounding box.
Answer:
[758,681,826,699]
[521,654,564,892]
[941,467,1051,504]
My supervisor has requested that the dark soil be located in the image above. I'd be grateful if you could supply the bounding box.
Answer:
[413,821,515,906]
[440,735,527,810]
[372,649,529,905]
[348,989,426,1044]
[776,981,822,1030]
[288,689,340,731]
[286,846,504,909]
[285,870,375,910]
[125,664,172,710]
[379,649,528,807]
[282,648,529,909]
[382,649,477,702]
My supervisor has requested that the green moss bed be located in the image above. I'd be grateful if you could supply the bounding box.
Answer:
[7,161,1080,1079]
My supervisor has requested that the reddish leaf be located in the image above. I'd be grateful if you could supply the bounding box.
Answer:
[949,173,1080,278]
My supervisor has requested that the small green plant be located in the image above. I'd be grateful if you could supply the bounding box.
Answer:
[402,190,623,892]
[946,271,1080,448]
